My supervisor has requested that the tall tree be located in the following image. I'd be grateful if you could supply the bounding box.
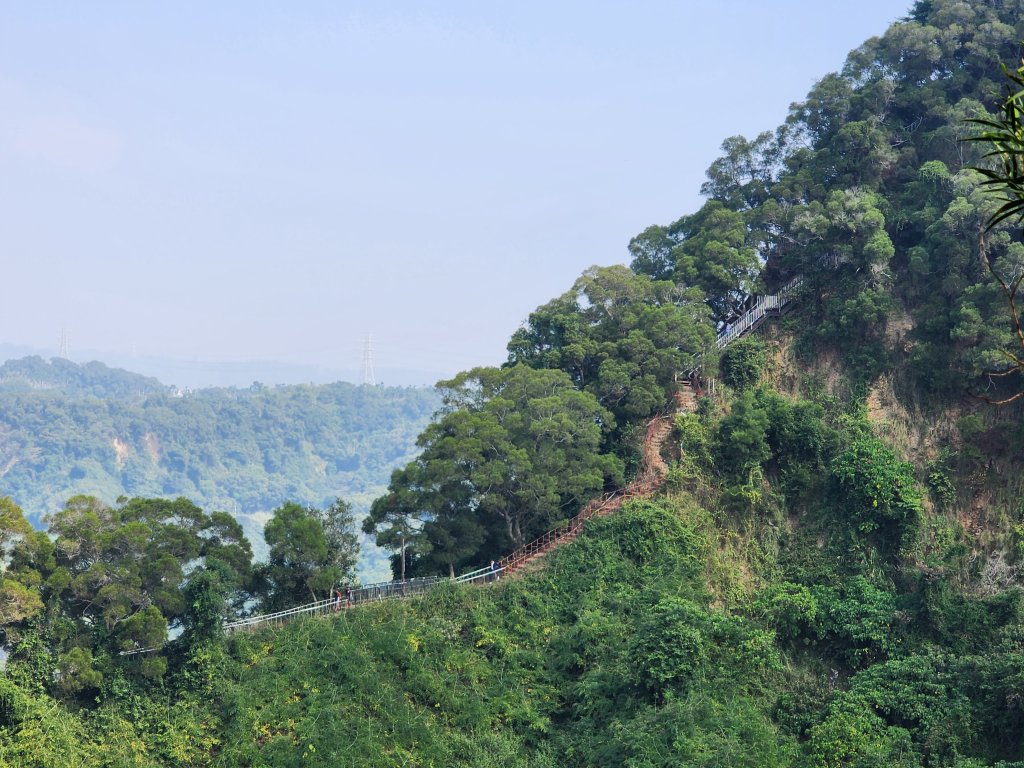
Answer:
[315,497,360,584]
[365,365,624,571]
[701,131,786,211]
[629,206,762,324]
[508,265,714,427]
[7,496,253,660]
[259,502,341,609]
[364,477,427,582]
[0,498,41,631]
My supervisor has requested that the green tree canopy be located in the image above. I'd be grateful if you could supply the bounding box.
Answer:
[258,501,345,610]
[0,498,41,631]
[507,265,714,429]
[365,365,624,572]
[318,498,360,583]
[629,201,762,322]
[7,495,253,659]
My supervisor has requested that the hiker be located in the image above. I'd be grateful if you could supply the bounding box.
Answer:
[345,585,353,608]
[333,589,343,611]
[490,559,499,582]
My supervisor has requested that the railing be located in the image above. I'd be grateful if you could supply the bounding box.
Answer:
[119,646,160,656]
[222,569,505,633]
[219,304,735,635]
[497,412,677,575]
[715,275,803,349]
[453,564,503,585]
[225,488,642,634]
[683,275,803,377]
[124,279,804,643]
[497,487,625,575]
[223,598,338,632]
[158,280,803,638]
[226,576,436,633]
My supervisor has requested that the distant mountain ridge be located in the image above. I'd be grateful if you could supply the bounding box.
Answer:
[0,356,167,397]
[0,343,446,388]
[0,358,441,547]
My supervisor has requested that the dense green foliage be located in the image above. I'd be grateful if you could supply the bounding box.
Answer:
[720,337,770,391]
[0,358,440,523]
[0,499,797,766]
[257,499,360,609]
[364,365,623,575]
[631,1,1024,398]
[0,494,255,694]
[369,0,1024,575]
[0,492,355,699]
[0,356,167,398]
[506,265,714,428]
[2,488,1022,767]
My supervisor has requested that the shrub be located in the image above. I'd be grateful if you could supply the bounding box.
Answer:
[720,337,769,391]
[831,437,922,535]
[754,582,820,641]
[717,390,771,478]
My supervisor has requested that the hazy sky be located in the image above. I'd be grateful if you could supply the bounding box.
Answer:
[1,1,908,383]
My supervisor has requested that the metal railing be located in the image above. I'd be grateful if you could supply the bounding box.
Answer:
[714,276,803,350]
[222,568,507,633]
[223,472,665,632]
[498,412,676,575]
[151,282,801,639]
[221,298,746,635]
[225,575,442,633]
[119,646,160,656]
[125,279,805,642]
[683,275,803,377]
[497,506,594,575]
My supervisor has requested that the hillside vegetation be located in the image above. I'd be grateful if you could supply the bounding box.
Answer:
[365,0,1024,579]
[0,357,440,523]
[2,1,1024,766]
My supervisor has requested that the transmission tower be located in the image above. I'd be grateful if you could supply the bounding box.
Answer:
[58,328,70,359]
[362,335,376,386]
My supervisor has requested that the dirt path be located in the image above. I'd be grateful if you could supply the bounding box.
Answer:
[501,382,697,574]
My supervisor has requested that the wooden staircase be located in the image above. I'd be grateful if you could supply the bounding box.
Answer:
[499,380,697,576]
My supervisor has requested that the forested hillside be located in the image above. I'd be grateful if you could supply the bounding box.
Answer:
[0,356,440,523]
[364,0,1024,579]
[2,1,1024,766]
[0,357,166,398]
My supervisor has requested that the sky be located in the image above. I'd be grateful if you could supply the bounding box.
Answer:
[0,1,910,386]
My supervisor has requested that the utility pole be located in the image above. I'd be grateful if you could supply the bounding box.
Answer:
[362,335,376,386]
[400,529,406,585]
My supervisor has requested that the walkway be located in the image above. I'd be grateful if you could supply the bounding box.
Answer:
[220,278,803,634]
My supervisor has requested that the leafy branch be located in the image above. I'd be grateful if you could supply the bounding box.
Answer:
[964,56,1024,403]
